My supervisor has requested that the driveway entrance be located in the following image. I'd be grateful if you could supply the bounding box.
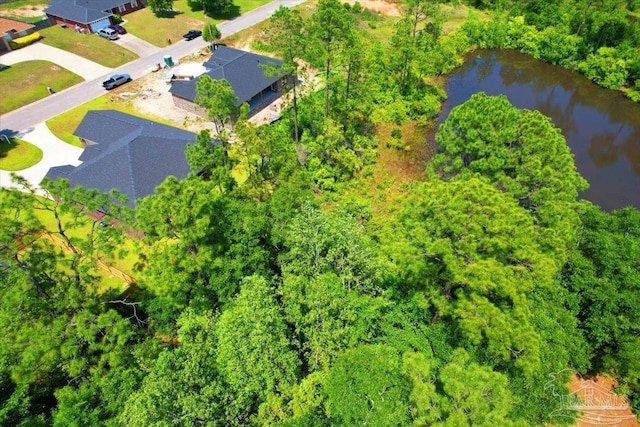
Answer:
[113,33,161,58]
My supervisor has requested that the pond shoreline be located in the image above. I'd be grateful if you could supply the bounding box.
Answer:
[432,48,640,211]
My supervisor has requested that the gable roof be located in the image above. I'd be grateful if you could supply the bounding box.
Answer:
[45,110,209,208]
[169,46,284,107]
[0,17,35,35]
[44,0,129,24]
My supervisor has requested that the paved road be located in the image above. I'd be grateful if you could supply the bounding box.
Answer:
[0,0,307,135]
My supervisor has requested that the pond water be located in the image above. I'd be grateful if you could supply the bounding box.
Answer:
[436,49,640,211]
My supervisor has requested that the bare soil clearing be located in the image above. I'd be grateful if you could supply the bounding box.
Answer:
[3,3,46,18]
[124,60,285,132]
[345,0,400,16]
[568,375,638,427]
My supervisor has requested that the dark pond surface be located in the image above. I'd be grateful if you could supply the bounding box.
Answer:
[436,49,640,211]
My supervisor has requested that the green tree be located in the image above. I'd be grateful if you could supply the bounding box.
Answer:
[280,274,386,371]
[0,179,141,426]
[436,349,524,426]
[432,92,588,260]
[119,310,227,426]
[203,0,234,16]
[202,21,222,50]
[195,75,238,160]
[265,6,306,145]
[398,177,556,374]
[280,202,382,292]
[185,129,235,191]
[391,0,443,93]
[323,345,411,427]
[561,205,640,408]
[310,0,353,118]
[215,275,300,416]
[147,0,174,15]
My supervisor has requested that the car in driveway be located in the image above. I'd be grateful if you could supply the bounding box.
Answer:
[182,30,202,41]
[97,28,119,40]
[108,24,127,35]
[102,73,131,90]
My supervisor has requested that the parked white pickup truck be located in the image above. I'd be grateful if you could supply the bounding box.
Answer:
[102,74,131,90]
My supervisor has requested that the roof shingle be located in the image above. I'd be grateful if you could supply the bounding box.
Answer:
[169,46,284,107]
[45,111,214,208]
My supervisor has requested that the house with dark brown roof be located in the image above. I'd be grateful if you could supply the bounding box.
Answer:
[0,17,36,52]
[44,110,215,208]
[44,0,144,34]
[169,46,292,118]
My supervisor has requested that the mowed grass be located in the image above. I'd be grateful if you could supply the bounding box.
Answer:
[124,0,273,47]
[39,25,138,67]
[0,138,43,170]
[46,93,188,147]
[0,61,83,114]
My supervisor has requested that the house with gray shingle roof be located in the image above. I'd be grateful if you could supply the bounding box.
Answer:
[169,46,292,118]
[44,0,144,34]
[44,110,213,208]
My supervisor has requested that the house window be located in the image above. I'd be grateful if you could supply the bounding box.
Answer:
[131,0,138,8]
[118,4,126,13]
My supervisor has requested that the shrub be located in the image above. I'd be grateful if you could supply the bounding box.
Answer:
[578,47,628,89]
[112,14,123,24]
[8,32,42,50]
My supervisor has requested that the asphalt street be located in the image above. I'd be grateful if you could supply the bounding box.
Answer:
[0,0,307,135]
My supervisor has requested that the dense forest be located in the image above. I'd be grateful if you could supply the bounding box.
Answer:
[1,0,639,425]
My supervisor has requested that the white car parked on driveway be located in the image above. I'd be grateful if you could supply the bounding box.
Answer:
[97,28,118,40]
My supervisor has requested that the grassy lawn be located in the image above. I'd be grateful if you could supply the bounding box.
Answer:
[39,25,138,67]
[0,61,83,114]
[0,138,43,171]
[123,0,273,47]
[46,92,188,147]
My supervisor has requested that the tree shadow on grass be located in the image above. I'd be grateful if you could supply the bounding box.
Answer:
[208,5,241,20]
[0,137,18,159]
[187,0,204,11]
[186,0,241,19]
[154,10,183,18]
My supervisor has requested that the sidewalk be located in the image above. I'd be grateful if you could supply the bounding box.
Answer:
[0,43,112,81]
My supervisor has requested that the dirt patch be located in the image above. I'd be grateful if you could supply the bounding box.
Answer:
[122,58,212,134]
[566,375,638,427]
[345,0,401,16]
[2,3,47,18]
[124,51,318,132]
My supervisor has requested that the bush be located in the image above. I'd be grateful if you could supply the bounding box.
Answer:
[8,32,42,50]
[578,47,628,89]
[112,14,123,24]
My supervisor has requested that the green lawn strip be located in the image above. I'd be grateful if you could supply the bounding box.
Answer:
[123,0,273,47]
[39,25,138,67]
[47,95,184,147]
[0,138,43,171]
[0,60,83,114]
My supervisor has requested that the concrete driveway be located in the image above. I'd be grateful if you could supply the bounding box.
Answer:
[0,123,83,190]
[0,42,112,80]
[113,33,161,58]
